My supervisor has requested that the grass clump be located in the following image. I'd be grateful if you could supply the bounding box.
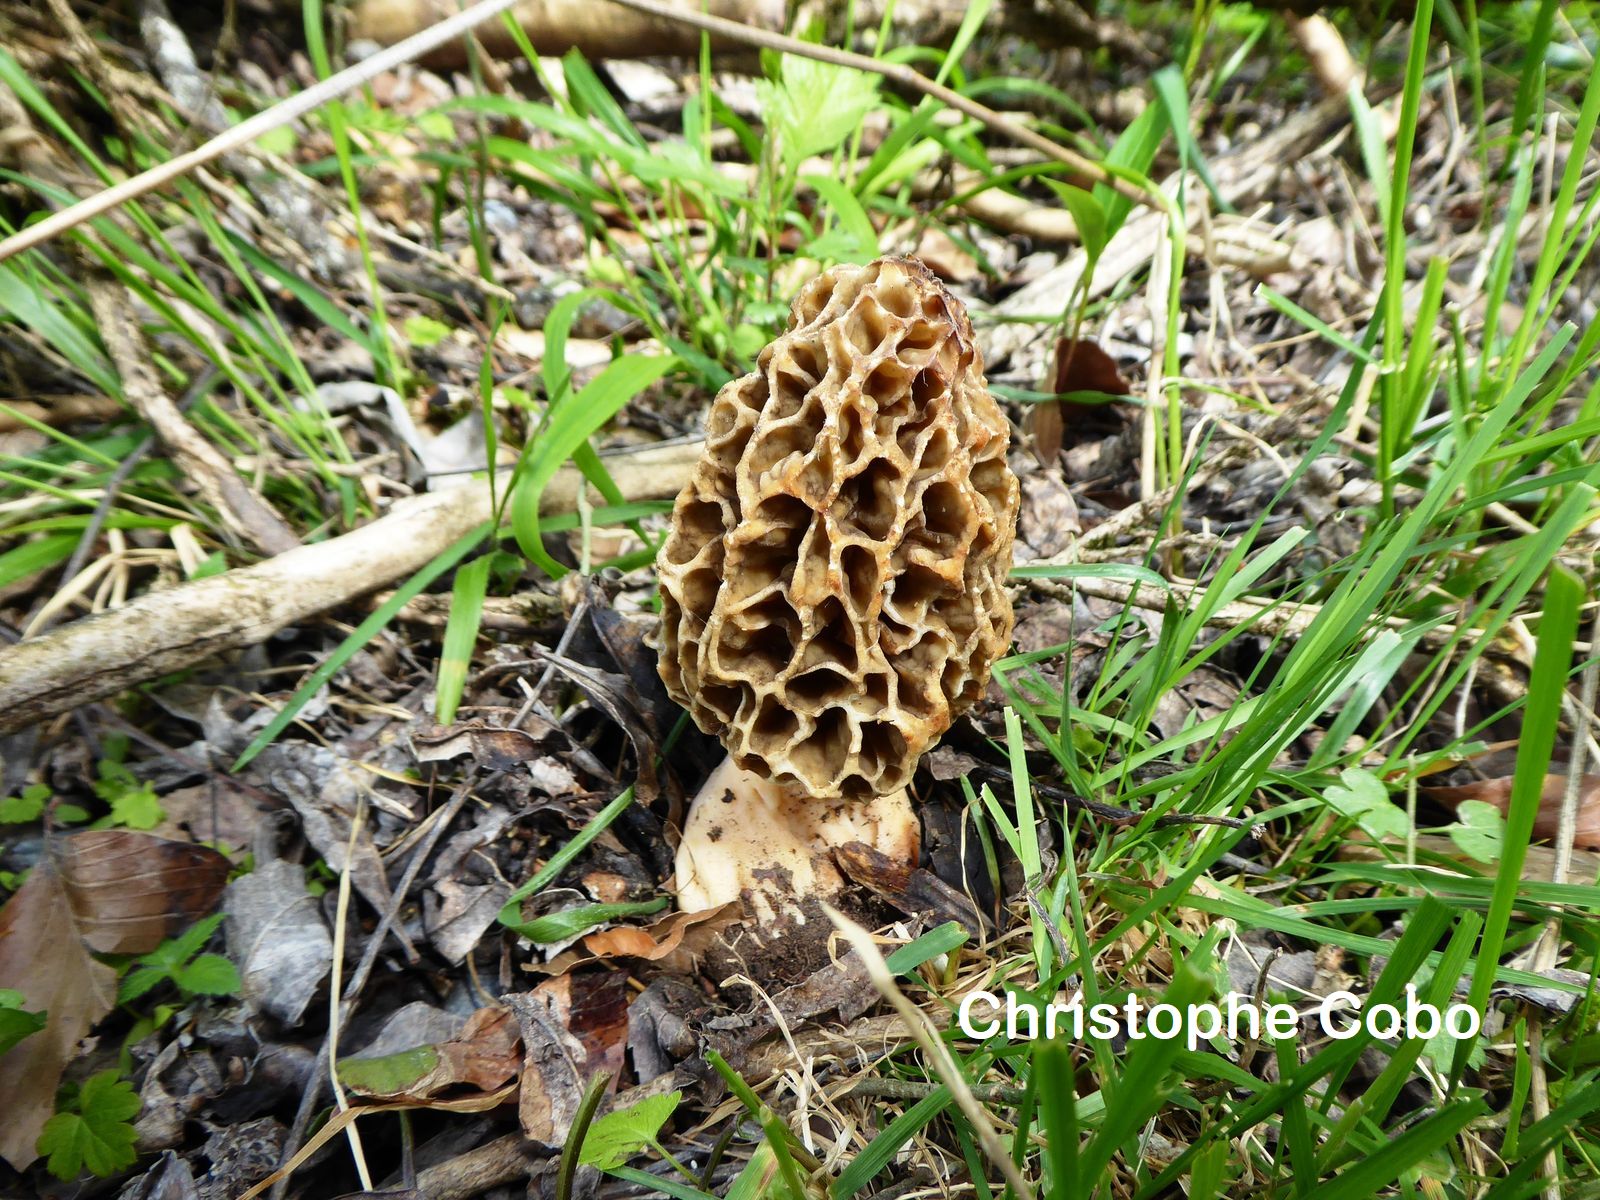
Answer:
[0,0,1598,1197]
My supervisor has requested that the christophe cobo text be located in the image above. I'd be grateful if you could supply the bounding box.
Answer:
[956,987,1483,1049]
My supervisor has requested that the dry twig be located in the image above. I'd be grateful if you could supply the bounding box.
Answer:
[83,278,300,556]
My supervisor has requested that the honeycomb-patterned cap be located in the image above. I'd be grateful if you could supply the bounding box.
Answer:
[656,256,1019,801]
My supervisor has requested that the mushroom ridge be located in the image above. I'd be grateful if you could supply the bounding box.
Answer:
[657,255,1019,801]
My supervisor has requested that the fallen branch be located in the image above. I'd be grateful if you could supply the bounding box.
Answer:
[1288,14,1362,97]
[0,0,1159,266]
[350,0,783,64]
[0,439,704,735]
[84,278,300,556]
[385,590,565,631]
[0,396,123,432]
[138,0,360,284]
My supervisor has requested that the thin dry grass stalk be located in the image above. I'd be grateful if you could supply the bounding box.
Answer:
[0,0,526,264]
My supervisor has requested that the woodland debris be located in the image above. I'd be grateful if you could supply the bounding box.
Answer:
[981,93,1351,371]
[0,395,124,432]
[1340,835,1600,884]
[137,0,358,284]
[1288,13,1362,95]
[0,0,530,265]
[224,857,333,1026]
[0,858,118,1171]
[336,1006,521,1103]
[537,901,740,974]
[84,279,299,556]
[249,744,401,921]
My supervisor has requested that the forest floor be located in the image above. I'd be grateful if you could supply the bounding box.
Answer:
[1,1,1599,1198]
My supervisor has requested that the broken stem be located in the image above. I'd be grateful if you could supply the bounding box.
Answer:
[842,1077,1031,1106]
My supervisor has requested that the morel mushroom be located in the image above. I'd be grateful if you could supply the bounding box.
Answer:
[657,256,1019,918]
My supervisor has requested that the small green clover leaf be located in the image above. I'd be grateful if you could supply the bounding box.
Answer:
[0,783,48,824]
[1446,800,1505,862]
[1324,767,1410,842]
[93,761,163,830]
[118,914,240,1004]
[403,314,451,348]
[0,988,47,1056]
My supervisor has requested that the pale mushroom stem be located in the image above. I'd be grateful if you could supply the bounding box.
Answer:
[674,755,918,923]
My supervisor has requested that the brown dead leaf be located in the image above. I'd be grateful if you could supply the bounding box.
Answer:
[1031,337,1132,461]
[835,843,987,937]
[337,1006,522,1103]
[150,783,272,853]
[583,925,667,959]
[0,861,117,1170]
[580,869,633,905]
[501,971,631,1146]
[532,970,629,1081]
[502,990,585,1146]
[249,745,398,924]
[585,908,739,972]
[541,903,739,976]
[834,840,914,895]
[1029,401,1065,465]
[912,227,979,283]
[58,830,231,953]
[1052,337,1133,399]
[412,721,551,768]
[0,831,229,1170]
[1422,774,1600,849]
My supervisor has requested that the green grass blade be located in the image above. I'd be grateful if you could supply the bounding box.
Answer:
[434,554,492,725]
[501,785,638,911]
[1453,562,1586,1083]
[883,922,967,976]
[1080,955,1210,1188]
[509,354,676,577]
[833,1088,952,1199]
[1312,1097,1487,1200]
[1036,1036,1079,1199]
